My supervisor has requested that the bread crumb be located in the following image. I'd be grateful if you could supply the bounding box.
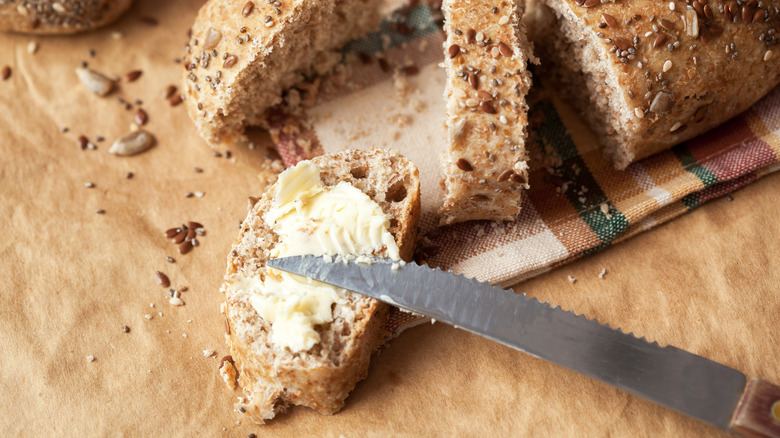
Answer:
[86,355,96,362]
[144,314,153,320]
[203,349,216,358]
[220,360,238,390]
[567,275,576,284]
[598,268,607,279]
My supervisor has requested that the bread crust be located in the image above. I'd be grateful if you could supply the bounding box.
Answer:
[222,148,420,423]
[440,0,535,225]
[182,0,389,148]
[0,0,133,34]
[533,0,780,169]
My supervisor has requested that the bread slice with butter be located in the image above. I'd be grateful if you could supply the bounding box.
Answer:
[222,148,420,423]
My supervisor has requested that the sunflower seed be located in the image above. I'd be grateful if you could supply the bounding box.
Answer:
[75,68,115,96]
[108,130,154,156]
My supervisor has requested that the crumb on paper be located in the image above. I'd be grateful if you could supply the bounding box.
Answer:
[567,275,576,284]
[220,361,238,390]
[86,355,96,362]
[203,349,216,358]
[598,268,607,279]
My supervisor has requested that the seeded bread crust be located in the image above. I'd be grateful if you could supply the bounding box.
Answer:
[182,0,397,148]
[440,0,536,225]
[0,0,134,34]
[531,0,780,170]
[222,148,420,423]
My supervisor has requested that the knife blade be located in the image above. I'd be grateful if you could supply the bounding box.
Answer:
[266,256,780,437]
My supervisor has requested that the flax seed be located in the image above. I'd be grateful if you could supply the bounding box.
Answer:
[179,240,193,255]
[466,28,476,44]
[468,72,478,89]
[243,1,254,16]
[601,13,618,27]
[156,271,170,288]
[223,55,238,68]
[498,41,512,57]
[456,158,473,171]
[480,100,496,114]
[134,109,148,126]
[125,70,142,82]
[448,44,460,59]
[164,85,177,99]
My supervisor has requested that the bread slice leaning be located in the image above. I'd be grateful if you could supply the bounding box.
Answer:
[222,148,420,423]
[440,0,535,225]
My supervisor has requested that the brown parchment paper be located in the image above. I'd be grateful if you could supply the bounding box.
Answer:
[1,0,779,436]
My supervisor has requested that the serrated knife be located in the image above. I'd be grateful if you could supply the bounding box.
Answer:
[266,256,780,437]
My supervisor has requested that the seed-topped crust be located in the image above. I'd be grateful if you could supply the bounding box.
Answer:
[182,0,399,148]
[530,0,780,169]
[0,0,134,34]
[440,0,537,225]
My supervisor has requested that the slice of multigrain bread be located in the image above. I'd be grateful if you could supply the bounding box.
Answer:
[222,148,420,423]
[182,0,401,148]
[440,0,536,225]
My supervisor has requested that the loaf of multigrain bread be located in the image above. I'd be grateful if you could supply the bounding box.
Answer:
[182,0,404,148]
[440,0,536,225]
[530,0,780,169]
[221,148,420,423]
[0,0,134,34]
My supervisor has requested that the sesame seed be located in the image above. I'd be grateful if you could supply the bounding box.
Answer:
[84,182,95,188]
[499,16,510,25]
[169,297,184,306]
[475,31,484,42]
[491,47,500,57]
[499,115,508,124]
[765,50,774,62]
[663,60,672,72]
[27,41,38,54]
[465,98,479,107]
[634,108,645,118]
[669,1,675,10]
[669,121,682,132]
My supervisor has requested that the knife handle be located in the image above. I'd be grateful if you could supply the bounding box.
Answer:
[730,378,780,438]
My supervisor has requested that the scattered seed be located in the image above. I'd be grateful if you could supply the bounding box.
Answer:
[174,229,188,244]
[27,41,38,54]
[179,240,193,255]
[191,238,199,247]
[456,158,473,171]
[122,326,131,333]
[126,172,134,179]
[84,182,95,188]
[124,70,142,82]
[193,167,203,173]
[86,355,96,362]
[75,68,115,96]
[448,44,460,59]
[109,130,154,156]
[2,65,12,80]
[78,135,89,150]
[243,1,255,16]
[166,256,176,263]
[134,109,148,126]
[165,227,180,238]
[164,85,177,99]
[567,275,577,283]
[95,209,106,214]
[598,268,607,279]
[169,94,183,106]
[156,271,170,288]
[169,297,184,306]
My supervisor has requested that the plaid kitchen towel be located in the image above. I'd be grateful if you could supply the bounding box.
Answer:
[268,3,780,298]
